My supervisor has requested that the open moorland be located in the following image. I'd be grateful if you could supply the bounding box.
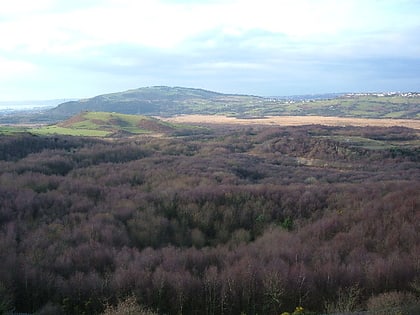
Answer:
[163,114,420,129]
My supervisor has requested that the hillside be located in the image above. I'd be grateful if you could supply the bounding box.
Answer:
[50,86,263,118]
[33,111,196,137]
[49,86,420,120]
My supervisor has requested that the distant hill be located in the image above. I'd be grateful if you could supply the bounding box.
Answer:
[33,111,200,137]
[50,86,263,118]
[49,86,420,120]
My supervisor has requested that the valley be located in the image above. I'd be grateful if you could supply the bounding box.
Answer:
[0,87,419,315]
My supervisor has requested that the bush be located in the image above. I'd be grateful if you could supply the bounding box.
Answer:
[0,282,13,315]
[367,291,420,315]
[36,302,64,315]
[324,285,361,314]
[101,296,157,315]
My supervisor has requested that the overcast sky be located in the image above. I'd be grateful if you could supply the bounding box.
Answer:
[1,0,419,100]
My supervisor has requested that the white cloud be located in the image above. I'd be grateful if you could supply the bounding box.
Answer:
[0,57,37,78]
[192,61,265,71]
[0,0,54,16]
[0,0,419,99]
[2,0,419,54]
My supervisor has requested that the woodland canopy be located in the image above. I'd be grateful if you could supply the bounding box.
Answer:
[0,124,419,314]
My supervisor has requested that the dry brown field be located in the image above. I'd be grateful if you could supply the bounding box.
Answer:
[163,114,420,129]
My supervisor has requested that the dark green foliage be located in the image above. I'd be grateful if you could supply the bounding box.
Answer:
[280,217,293,231]
[0,125,419,314]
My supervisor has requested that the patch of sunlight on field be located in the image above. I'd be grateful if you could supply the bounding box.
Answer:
[34,125,110,137]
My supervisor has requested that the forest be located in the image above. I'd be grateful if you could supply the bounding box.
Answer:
[0,124,419,315]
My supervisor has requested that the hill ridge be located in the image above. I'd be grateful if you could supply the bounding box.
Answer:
[35,111,192,137]
[49,86,420,120]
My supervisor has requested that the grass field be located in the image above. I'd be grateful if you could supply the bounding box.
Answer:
[33,125,111,137]
[0,125,28,135]
[163,115,420,129]
[1,111,201,137]
[31,111,180,136]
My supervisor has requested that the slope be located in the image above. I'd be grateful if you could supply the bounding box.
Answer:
[49,87,420,120]
[50,86,263,118]
[33,111,190,137]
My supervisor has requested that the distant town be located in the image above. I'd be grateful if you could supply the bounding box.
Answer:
[344,92,420,97]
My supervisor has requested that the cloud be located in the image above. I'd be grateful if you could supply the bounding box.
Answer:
[0,0,419,99]
[4,0,416,54]
[0,57,37,78]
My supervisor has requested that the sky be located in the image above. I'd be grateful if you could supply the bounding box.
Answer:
[0,0,419,101]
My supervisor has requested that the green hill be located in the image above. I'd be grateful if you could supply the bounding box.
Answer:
[48,87,420,120]
[283,93,420,119]
[50,86,263,118]
[33,111,191,137]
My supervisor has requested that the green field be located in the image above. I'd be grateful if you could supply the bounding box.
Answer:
[0,125,28,135]
[268,95,420,118]
[33,125,110,137]
[27,111,200,137]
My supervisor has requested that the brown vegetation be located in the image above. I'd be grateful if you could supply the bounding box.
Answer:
[0,124,419,314]
[163,114,420,129]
